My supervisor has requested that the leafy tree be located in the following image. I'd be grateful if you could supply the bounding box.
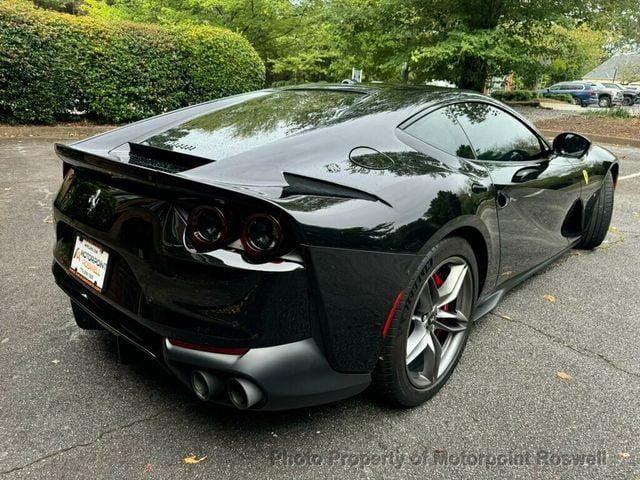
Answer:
[327,0,638,89]
[82,0,326,83]
[75,0,640,89]
[541,25,607,85]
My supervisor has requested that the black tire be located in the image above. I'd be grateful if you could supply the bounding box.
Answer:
[572,96,582,106]
[598,96,611,108]
[71,301,103,330]
[576,171,614,249]
[622,96,632,106]
[373,237,478,407]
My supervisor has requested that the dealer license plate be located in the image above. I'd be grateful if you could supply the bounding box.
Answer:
[69,236,110,293]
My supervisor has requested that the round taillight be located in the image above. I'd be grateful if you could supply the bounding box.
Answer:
[241,214,284,260]
[186,205,228,252]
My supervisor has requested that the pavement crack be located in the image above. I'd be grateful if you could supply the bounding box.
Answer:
[489,313,640,380]
[0,408,171,476]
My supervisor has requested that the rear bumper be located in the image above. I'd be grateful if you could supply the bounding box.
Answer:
[53,261,371,410]
[164,338,370,410]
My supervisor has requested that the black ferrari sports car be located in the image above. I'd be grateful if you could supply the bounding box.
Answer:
[52,84,618,410]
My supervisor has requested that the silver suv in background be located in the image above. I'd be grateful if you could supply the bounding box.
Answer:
[601,83,639,106]
[588,82,623,107]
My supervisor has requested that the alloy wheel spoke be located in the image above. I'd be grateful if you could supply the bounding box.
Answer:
[434,309,468,332]
[427,277,440,307]
[406,258,471,388]
[406,320,429,365]
[422,330,442,382]
[436,264,468,307]
[417,277,438,313]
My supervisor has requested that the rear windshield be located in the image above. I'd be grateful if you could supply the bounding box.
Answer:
[143,90,363,160]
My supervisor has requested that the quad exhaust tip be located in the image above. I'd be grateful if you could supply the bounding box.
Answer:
[227,377,264,410]
[191,370,224,401]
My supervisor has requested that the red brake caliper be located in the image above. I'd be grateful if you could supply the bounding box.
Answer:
[433,272,449,337]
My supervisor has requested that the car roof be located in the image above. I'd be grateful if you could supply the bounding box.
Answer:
[554,81,591,85]
[139,84,494,162]
[281,83,484,115]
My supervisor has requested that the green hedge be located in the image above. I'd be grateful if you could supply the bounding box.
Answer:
[0,1,265,124]
[544,93,574,104]
[490,90,538,102]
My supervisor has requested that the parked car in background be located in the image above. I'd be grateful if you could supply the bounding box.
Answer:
[601,83,639,106]
[543,82,599,107]
[588,82,623,107]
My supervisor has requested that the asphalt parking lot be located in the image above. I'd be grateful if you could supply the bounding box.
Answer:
[1,139,639,479]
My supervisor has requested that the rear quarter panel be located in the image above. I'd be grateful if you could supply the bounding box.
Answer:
[273,139,499,372]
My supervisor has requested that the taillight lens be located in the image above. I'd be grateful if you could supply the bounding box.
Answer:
[241,213,284,261]
[186,205,229,252]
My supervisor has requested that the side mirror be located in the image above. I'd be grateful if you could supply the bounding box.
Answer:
[552,132,591,158]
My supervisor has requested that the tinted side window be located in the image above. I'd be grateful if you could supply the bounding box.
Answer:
[453,103,543,161]
[404,107,474,159]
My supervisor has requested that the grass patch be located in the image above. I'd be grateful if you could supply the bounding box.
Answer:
[583,108,632,119]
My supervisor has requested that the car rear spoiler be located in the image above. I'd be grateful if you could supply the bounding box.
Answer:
[56,143,390,207]
[54,143,274,204]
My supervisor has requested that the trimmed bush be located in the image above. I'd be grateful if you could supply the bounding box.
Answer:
[544,93,574,104]
[0,1,265,124]
[490,90,538,102]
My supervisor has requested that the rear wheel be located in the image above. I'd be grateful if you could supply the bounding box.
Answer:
[373,237,477,407]
[576,171,614,249]
[622,96,632,106]
[71,302,103,330]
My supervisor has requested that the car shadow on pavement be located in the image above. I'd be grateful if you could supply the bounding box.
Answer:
[93,332,390,427]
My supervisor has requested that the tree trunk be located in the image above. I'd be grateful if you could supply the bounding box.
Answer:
[456,55,488,92]
[401,60,410,83]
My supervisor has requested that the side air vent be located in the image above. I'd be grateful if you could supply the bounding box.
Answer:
[128,142,213,174]
[281,172,390,206]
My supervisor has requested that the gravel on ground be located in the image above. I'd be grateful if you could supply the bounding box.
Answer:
[513,106,640,140]
[513,106,580,123]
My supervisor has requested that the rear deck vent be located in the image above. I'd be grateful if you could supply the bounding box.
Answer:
[128,142,213,174]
